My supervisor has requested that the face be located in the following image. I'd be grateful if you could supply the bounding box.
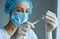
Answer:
[10,2,30,26]
[13,2,30,13]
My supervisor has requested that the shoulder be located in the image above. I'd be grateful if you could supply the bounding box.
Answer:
[0,27,10,39]
[0,27,4,34]
[28,29,38,39]
[0,28,5,39]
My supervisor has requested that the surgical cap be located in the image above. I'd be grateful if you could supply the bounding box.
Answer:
[4,0,33,14]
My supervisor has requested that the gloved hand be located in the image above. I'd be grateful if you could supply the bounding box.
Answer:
[45,10,58,32]
[11,22,35,39]
[18,22,35,36]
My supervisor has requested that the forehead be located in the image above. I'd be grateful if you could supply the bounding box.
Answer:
[16,2,30,9]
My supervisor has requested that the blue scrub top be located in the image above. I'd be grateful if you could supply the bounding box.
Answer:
[0,27,38,39]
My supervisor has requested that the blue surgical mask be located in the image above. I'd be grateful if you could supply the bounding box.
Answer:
[11,12,28,27]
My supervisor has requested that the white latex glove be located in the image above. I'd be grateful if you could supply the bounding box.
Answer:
[45,10,58,32]
[11,22,35,39]
[18,22,35,36]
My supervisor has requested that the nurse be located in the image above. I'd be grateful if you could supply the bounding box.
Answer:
[0,0,58,39]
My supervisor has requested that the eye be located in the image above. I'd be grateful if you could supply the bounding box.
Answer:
[26,10,30,13]
[16,9,22,12]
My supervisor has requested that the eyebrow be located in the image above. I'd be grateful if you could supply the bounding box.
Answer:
[16,7,29,10]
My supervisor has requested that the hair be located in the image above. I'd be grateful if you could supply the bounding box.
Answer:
[4,0,33,14]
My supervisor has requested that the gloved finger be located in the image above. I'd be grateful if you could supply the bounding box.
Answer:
[23,23,30,28]
[22,27,29,32]
[45,16,56,24]
[20,30,27,36]
[27,22,35,28]
[17,27,28,36]
[47,10,56,17]
[45,20,57,29]
[46,12,57,20]
[45,21,56,32]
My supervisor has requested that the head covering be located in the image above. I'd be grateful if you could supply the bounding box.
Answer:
[4,0,33,14]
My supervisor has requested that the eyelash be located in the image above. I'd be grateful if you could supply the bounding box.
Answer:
[26,10,30,13]
[16,10,22,12]
[16,9,30,13]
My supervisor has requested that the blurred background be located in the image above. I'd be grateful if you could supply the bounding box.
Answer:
[0,0,60,39]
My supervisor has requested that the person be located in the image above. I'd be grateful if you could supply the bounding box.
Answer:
[0,0,58,39]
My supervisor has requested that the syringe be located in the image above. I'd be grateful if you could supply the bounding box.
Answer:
[30,15,45,28]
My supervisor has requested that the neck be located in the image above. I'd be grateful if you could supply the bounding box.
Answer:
[4,20,18,37]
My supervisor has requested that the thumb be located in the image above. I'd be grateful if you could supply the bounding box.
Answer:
[27,22,35,28]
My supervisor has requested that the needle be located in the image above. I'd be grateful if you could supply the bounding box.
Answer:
[31,15,45,28]
[33,15,45,25]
